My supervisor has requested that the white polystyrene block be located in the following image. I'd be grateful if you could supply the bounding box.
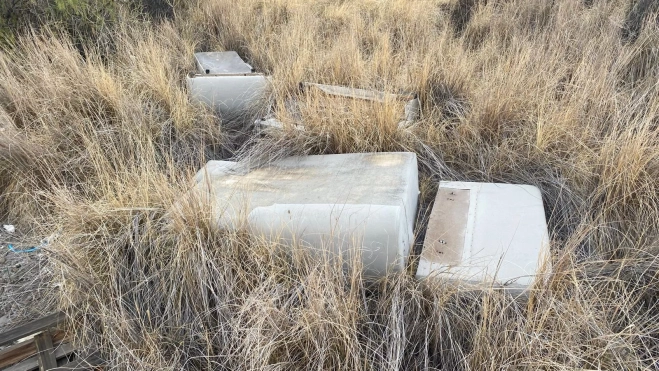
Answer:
[248,204,407,274]
[416,182,550,290]
[193,152,419,276]
[186,74,270,121]
[194,51,253,74]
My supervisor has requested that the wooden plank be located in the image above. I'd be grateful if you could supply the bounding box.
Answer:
[0,313,66,347]
[3,342,75,371]
[34,331,57,370]
[50,351,104,371]
[302,82,416,102]
[0,331,66,368]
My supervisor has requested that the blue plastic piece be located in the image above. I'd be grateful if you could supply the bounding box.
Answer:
[8,244,40,253]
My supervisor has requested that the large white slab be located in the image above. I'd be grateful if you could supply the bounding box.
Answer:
[416,182,550,290]
[194,153,419,276]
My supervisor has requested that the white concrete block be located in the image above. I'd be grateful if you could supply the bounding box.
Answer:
[416,182,550,290]
[194,153,419,276]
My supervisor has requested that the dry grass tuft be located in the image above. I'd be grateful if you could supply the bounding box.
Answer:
[0,0,658,369]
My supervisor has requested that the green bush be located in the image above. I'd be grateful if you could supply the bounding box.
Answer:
[0,0,120,48]
[0,0,181,49]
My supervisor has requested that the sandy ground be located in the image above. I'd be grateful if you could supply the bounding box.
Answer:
[0,224,57,334]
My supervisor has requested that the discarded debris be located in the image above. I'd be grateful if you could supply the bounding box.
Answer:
[183,153,552,289]
[194,51,254,74]
[254,83,422,132]
[0,311,104,370]
[415,181,550,292]
[254,97,304,132]
[398,97,421,129]
[8,244,40,253]
[183,52,551,290]
[301,82,416,103]
[3,225,15,234]
[5,231,58,254]
[254,117,284,131]
[302,82,421,129]
[254,116,306,133]
[185,51,422,130]
[186,51,270,122]
[191,152,419,277]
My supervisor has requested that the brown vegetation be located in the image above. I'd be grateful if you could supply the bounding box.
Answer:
[0,0,658,369]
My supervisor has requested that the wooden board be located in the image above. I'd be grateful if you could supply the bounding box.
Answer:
[50,351,104,371]
[34,331,57,370]
[0,312,66,347]
[3,342,75,371]
[0,331,66,369]
[302,82,416,102]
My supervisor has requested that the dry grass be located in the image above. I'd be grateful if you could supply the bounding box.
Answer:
[0,0,658,369]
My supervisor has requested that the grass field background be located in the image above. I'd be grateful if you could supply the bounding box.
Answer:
[0,0,658,369]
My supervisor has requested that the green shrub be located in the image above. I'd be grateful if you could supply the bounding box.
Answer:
[0,0,167,50]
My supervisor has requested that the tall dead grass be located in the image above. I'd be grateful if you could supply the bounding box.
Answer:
[0,0,658,369]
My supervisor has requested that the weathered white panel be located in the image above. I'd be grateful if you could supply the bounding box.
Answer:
[186,74,269,121]
[193,160,243,183]
[248,204,406,274]
[416,182,550,290]
[302,82,415,102]
[193,152,419,276]
[194,51,253,74]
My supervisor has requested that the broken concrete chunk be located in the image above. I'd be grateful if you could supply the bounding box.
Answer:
[416,182,550,291]
[193,152,419,276]
[194,51,254,74]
